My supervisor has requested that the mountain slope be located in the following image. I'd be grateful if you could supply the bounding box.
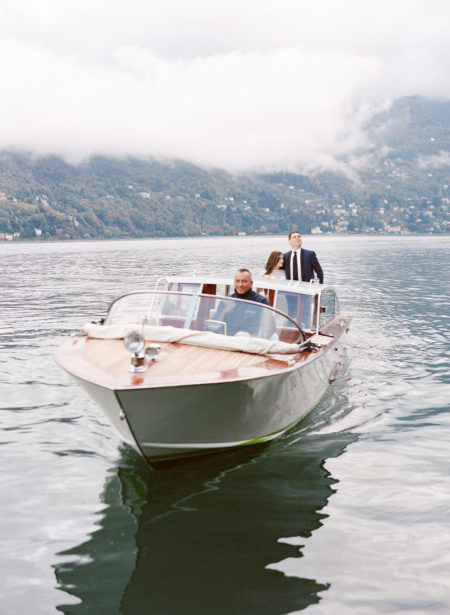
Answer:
[1,96,449,239]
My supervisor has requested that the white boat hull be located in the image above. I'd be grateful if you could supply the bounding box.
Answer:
[71,336,346,462]
[55,278,351,464]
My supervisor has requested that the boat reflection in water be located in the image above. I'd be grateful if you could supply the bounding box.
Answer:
[54,427,356,615]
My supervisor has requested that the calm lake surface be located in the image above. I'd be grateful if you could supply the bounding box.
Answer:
[1,235,449,615]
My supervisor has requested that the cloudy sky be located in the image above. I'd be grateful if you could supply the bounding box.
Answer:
[0,0,449,172]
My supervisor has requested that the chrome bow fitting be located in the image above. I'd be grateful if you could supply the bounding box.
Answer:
[124,332,160,372]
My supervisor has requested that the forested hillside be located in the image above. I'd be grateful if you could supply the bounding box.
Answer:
[1,96,449,240]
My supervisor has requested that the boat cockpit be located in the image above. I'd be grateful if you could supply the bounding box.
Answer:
[104,276,340,345]
[163,276,340,335]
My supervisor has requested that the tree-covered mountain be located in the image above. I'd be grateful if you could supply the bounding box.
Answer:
[0,96,449,240]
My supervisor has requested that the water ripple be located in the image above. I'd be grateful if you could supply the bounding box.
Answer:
[1,235,449,615]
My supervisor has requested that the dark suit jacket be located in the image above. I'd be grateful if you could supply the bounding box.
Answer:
[214,289,270,336]
[283,248,324,283]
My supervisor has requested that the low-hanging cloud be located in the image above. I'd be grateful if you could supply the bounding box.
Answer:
[418,151,450,169]
[1,0,450,173]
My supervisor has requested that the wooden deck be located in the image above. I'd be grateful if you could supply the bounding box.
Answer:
[55,335,303,390]
[82,338,268,379]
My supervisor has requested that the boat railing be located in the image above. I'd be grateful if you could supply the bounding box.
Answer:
[104,290,305,344]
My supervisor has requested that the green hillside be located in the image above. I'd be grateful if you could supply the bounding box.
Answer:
[0,96,449,240]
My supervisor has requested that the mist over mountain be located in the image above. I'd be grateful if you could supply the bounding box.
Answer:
[1,97,449,240]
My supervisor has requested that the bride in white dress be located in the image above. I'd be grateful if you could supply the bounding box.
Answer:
[261,251,286,279]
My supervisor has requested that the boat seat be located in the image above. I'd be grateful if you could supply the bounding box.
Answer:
[278,328,303,343]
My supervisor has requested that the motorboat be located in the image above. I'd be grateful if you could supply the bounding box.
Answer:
[55,276,351,464]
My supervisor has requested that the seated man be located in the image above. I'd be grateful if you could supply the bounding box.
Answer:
[214,268,272,336]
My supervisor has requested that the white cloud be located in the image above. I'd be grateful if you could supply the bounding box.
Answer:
[418,151,450,169]
[0,0,449,172]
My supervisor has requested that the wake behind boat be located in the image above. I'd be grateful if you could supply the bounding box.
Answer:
[55,275,351,464]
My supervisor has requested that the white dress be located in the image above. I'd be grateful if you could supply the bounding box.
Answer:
[262,269,286,280]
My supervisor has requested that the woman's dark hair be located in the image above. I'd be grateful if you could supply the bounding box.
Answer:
[264,251,283,275]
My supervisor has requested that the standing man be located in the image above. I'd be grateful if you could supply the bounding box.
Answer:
[283,231,324,284]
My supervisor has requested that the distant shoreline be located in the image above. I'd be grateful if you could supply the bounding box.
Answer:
[1,231,448,246]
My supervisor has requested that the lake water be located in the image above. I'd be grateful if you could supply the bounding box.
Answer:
[1,235,449,615]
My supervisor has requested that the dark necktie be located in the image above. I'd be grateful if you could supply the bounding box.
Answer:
[292,251,299,280]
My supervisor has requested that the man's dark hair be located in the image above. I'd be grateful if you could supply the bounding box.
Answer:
[288,231,302,239]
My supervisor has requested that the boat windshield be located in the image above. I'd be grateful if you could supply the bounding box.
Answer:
[105,291,305,344]
[273,290,316,331]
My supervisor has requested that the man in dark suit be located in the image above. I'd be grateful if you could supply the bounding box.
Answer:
[283,231,324,283]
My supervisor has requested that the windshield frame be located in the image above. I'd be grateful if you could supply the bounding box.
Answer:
[105,290,306,342]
